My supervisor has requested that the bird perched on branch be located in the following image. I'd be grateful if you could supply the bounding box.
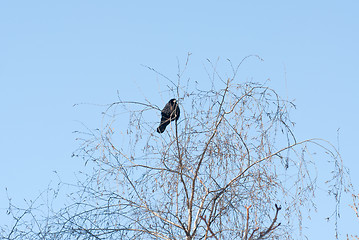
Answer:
[157,99,180,133]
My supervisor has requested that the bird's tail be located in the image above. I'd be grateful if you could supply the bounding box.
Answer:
[157,124,167,133]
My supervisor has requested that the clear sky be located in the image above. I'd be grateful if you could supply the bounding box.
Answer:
[0,1,358,238]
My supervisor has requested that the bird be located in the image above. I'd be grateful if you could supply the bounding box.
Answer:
[157,99,180,133]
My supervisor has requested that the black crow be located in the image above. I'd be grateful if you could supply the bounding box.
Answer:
[157,99,180,133]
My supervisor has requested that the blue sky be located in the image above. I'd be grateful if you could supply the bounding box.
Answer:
[1,1,358,238]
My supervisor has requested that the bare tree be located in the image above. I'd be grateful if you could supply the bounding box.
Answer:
[347,194,359,240]
[1,55,348,239]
